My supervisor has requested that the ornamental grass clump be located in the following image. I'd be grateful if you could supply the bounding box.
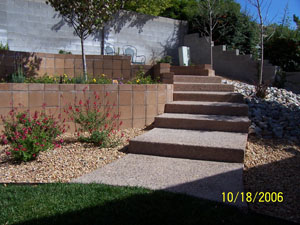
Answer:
[64,88,123,148]
[1,108,66,162]
[255,83,268,99]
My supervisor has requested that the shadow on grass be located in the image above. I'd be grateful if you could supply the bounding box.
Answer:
[1,184,295,225]
[1,149,299,224]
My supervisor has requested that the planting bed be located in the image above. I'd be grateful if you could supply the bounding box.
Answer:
[0,128,144,183]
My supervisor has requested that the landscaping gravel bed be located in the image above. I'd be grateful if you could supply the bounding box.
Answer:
[222,78,300,223]
[0,128,144,183]
[222,79,300,142]
[244,136,300,223]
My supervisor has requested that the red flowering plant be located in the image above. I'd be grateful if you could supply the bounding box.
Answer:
[63,88,123,147]
[1,107,66,162]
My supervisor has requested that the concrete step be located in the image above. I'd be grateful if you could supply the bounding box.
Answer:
[171,66,215,76]
[165,101,248,116]
[173,91,244,103]
[172,64,212,70]
[174,75,222,83]
[155,113,250,133]
[174,83,234,92]
[129,128,247,163]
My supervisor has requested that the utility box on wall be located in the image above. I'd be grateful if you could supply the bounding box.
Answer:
[178,46,190,66]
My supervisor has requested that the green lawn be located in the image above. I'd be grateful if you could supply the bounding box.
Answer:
[0,183,295,225]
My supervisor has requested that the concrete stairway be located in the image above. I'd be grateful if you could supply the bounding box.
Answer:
[129,71,250,163]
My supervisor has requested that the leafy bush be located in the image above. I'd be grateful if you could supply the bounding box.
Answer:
[157,55,172,64]
[0,42,9,50]
[1,109,66,162]
[265,37,300,72]
[128,68,158,84]
[73,76,86,84]
[58,49,72,54]
[264,16,300,72]
[11,67,26,83]
[88,74,112,84]
[25,74,57,84]
[64,90,122,147]
[24,73,112,84]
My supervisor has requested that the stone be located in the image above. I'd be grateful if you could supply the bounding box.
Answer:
[223,78,300,143]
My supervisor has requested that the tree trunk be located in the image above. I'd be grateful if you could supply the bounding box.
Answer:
[259,26,264,84]
[256,0,264,85]
[81,37,87,81]
[209,10,214,68]
[210,29,213,69]
[101,27,105,55]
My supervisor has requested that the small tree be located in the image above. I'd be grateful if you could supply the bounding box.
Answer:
[246,0,273,84]
[293,14,300,33]
[46,0,126,80]
[125,0,173,16]
[191,0,229,68]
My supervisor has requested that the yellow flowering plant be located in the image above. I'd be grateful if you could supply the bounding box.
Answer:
[127,67,158,84]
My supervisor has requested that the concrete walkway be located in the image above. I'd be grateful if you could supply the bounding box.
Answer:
[73,69,249,208]
[72,154,246,207]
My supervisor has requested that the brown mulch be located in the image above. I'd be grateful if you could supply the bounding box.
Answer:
[244,136,300,223]
[0,128,144,183]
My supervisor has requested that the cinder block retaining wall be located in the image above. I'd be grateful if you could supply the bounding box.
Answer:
[184,34,276,83]
[0,50,154,81]
[0,50,130,79]
[0,83,173,132]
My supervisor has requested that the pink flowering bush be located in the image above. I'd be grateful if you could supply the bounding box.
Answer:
[64,89,123,147]
[1,109,66,162]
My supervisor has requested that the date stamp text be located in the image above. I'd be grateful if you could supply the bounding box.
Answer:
[222,192,284,203]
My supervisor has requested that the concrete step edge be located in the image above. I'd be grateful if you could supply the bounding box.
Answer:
[129,128,247,163]
[155,114,250,133]
[174,82,232,85]
[155,113,250,122]
[166,101,248,107]
[173,91,241,95]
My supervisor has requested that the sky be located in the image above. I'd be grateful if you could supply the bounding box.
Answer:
[234,0,300,28]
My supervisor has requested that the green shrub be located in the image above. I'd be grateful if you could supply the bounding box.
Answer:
[73,76,86,84]
[265,37,300,72]
[157,55,172,64]
[0,42,9,50]
[127,67,158,84]
[25,74,57,84]
[89,74,112,84]
[1,109,66,162]
[24,73,112,84]
[64,90,122,147]
[11,67,26,83]
[58,49,72,54]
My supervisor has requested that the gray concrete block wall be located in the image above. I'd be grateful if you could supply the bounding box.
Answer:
[0,0,8,45]
[184,33,211,65]
[106,11,187,65]
[0,0,188,65]
[285,72,300,93]
[184,34,276,83]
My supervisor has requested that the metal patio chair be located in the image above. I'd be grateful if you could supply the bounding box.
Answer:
[104,43,115,55]
[123,45,146,65]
